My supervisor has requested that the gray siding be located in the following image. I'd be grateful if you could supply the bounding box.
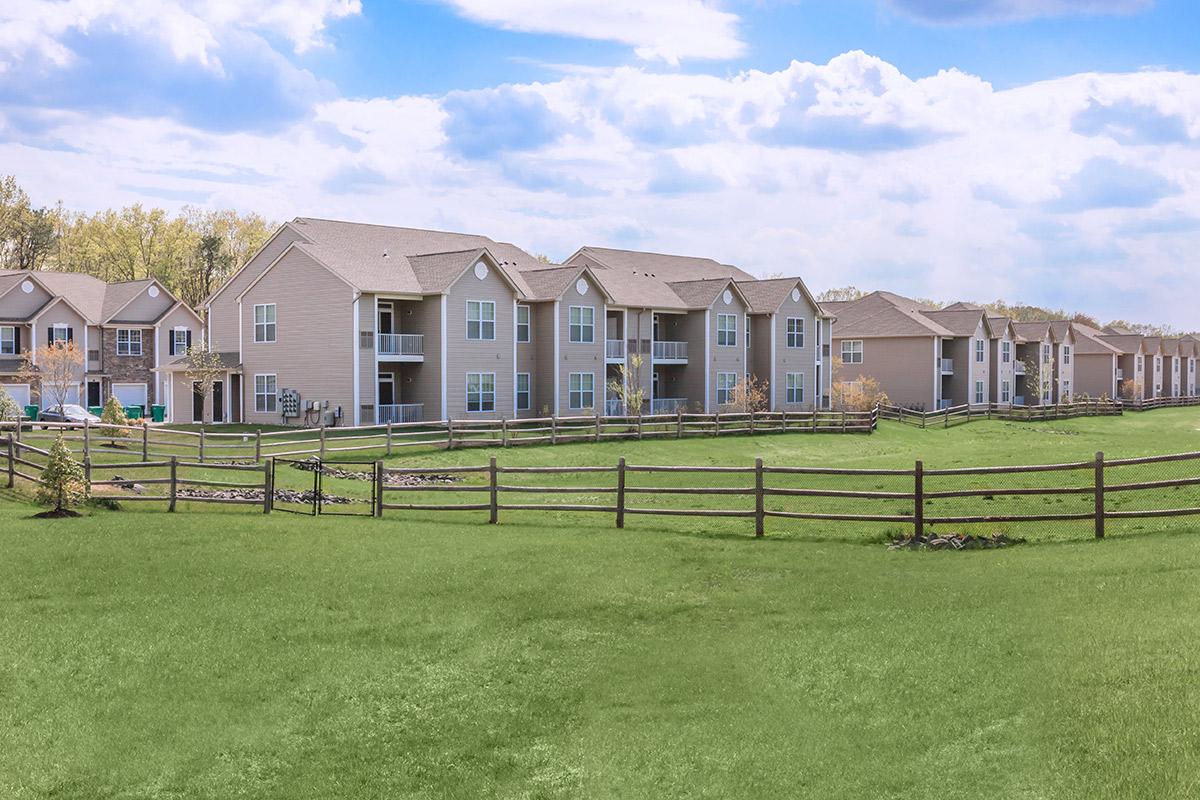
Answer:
[111,286,173,323]
[773,293,818,410]
[709,292,748,410]
[207,225,305,352]
[443,259,516,419]
[556,273,606,414]
[832,336,936,410]
[0,279,52,319]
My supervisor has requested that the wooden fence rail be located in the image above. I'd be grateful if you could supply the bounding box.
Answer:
[880,395,1200,428]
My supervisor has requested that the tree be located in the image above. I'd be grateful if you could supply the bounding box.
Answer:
[1024,353,1055,405]
[0,384,20,420]
[20,342,83,414]
[606,353,646,415]
[831,360,890,411]
[35,434,88,516]
[99,396,131,441]
[818,286,867,302]
[728,374,770,413]
[182,345,225,424]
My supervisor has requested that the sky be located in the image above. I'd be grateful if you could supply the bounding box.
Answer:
[2,0,1200,326]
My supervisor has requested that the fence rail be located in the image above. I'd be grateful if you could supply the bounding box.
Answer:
[6,433,1200,541]
[0,408,877,465]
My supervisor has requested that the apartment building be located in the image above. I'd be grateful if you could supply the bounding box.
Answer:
[1010,322,1076,404]
[1142,336,1165,398]
[0,269,202,415]
[985,316,1020,405]
[1182,338,1198,396]
[1098,331,1148,400]
[190,218,832,426]
[1066,322,1122,398]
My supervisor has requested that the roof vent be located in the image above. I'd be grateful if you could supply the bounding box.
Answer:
[382,251,389,258]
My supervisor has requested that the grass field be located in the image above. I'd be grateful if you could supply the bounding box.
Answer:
[5,410,1200,797]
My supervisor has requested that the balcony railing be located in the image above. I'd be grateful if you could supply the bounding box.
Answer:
[1014,395,1025,405]
[604,398,626,416]
[377,403,423,424]
[938,398,952,410]
[650,397,688,415]
[378,333,424,356]
[1116,368,1124,380]
[652,341,688,361]
[1013,361,1025,376]
[940,358,954,374]
[605,339,625,360]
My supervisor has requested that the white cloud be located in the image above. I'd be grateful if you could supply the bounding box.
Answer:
[886,0,1154,24]
[437,0,744,63]
[8,52,1200,328]
[0,0,361,73]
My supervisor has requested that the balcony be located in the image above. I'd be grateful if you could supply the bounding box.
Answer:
[1013,361,1025,376]
[1116,368,1124,380]
[1014,395,1025,406]
[604,398,626,416]
[940,358,954,375]
[378,333,424,361]
[377,403,423,424]
[650,397,688,415]
[652,341,688,363]
[605,339,625,362]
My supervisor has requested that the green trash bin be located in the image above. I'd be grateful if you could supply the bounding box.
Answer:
[151,405,166,423]
[88,406,103,417]
[125,405,144,420]
[24,404,39,421]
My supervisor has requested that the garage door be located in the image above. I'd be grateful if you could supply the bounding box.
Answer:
[41,385,79,409]
[112,383,148,409]
[3,383,30,408]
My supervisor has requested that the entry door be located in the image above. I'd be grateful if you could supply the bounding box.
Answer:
[86,380,102,408]
[192,382,203,422]
[378,372,395,405]
[213,380,224,423]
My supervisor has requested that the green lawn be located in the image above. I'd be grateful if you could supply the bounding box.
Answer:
[5,410,1200,798]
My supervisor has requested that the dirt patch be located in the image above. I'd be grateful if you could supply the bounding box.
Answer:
[889,532,1024,551]
[32,508,82,518]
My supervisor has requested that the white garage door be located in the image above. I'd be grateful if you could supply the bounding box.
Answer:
[112,383,148,408]
[41,385,79,409]
[3,383,30,408]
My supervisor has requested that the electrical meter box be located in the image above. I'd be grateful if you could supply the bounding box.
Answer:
[280,388,301,418]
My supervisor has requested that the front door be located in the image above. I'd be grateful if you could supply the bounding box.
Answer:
[86,380,101,408]
[213,380,224,423]
[192,382,203,422]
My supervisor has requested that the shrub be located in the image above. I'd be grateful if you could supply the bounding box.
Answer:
[35,434,88,515]
[100,396,130,440]
[0,384,19,420]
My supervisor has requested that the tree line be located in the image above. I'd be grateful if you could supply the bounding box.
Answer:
[0,175,274,307]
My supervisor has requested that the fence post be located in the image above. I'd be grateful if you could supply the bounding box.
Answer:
[142,421,149,461]
[373,460,384,519]
[255,429,262,462]
[386,421,393,457]
[676,409,683,439]
[551,416,558,445]
[319,424,327,459]
[83,454,91,486]
[83,418,90,461]
[1094,451,1105,540]
[168,456,177,512]
[6,436,13,488]
[501,418,508,448]
[714,411,720,437]
[488,456,498,525]
[616,456,626,529]
[595,412,601,443]
[199,428,206,463]
[914,460,924,539]
[637,413,643,441]
[262,459,272,514]
[447,419,454,450]
[781,409,788,432]
[754,457,764,538]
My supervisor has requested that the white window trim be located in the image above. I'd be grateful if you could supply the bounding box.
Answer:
[516,304,531,343]
[516,372,531,411]
[0,325,15,355]
[785,372,804,404]
[253,303,276,343]
[786,317,805,349]
[568,305,595,344]
[716,371,738,405]
[974,380,984,404]
[841,340,863,364]
[466,300,496,341]
[50,323,70,344]
[116,328,143,357]
[466,371,496,412]
[1002,340,1011,363]
[568,371,595,410]
[975,339,985,363]
[716,314,737,348]
[254,374,277,413]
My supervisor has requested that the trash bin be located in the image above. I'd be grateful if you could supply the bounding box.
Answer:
[24,404,39,421]
[125,405,144,420]
[88,406,103,417]
[151,404,166,423]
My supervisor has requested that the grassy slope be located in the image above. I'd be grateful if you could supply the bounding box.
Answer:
[3,507,1200,799]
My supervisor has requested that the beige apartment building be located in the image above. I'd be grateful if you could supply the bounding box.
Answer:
[187,218,833,426]
[0,269,202,416]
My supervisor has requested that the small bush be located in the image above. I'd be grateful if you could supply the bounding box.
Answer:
[100,396,130,440]
[0,384,19,420]
[35,434,88,516]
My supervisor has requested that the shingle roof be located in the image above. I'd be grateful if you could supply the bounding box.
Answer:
[572,246,753,282]
[942,301,983,311]
[0,269,188,324]
[521,266,582,301]
[667,278,736,308]
[1098,333,1144,355]
[1160,338,1180,357]
[734,277,826,315]
[158,351,242,371]
[1070,322,1123,355]
[101,279,157,321]
[1012,321,1054,342]
[831,291,955,338]
[920,309,989,337]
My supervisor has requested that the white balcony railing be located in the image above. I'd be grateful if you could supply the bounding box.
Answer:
[1014,395,1025,405]
[378,333,424,356]
[377,403,423,423]
[650,397,688,415]
[940,358,954,374]
[1013,361,1025,376]
[605,339,625,360]
[604,398,626,416]
[652,341,688,361]
[1116,368,1124,380]
[938,398,952,410]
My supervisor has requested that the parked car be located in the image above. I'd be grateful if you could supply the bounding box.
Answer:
[38,404,101,424]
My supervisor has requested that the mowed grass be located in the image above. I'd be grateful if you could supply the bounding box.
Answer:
[4,410,1200,797]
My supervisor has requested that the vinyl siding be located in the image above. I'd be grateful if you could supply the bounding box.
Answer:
[207,225,306,352]
[556,273,605,414]
[0,280,52,319]
[1073,353,1116,398]
[111,287,174,323]
[832,336,935,410]
[515,303,540,418]
[709,292,748,410]
[773,294,818,410]
[443,259,516,419]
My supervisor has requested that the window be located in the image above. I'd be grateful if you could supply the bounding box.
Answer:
[568,306,594,344]
[716,314,737,347]
[516,305,530,343]
[172,328,189,356]
[975,380,984,404]
[787,317,805,348]
[1137,355,1143,371]
[116,328,142,356]
[466,301,495,340]
[568,372,594,410]
[1062,345,1071,365]
[975,339,984,363]
[717,372,737,405]
[466,372,495,412]
[1191,360,1196,375]
[1042,344,1051,364]
[1002,341,1011,363]
[0,326,14,355]
[1156,357,1162,371]
[516,373,531,411]
[1063,380,1071,400]
[745,315,751,349]
[253,303,276,343]
[254,374,277,413]
[1001,380,1011,403]
[50,324,69,344]
[786,372,804,404]
[1042,386,1052,403]
[841,340,863,364]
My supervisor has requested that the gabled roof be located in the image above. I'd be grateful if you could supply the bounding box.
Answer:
[1012,321,1054,343]
[1160,338,1180,357]
[830,291,955,338]
[406,248,520,295]
[667,277,749,309]
[101,279,160,322]
[0,269,190,325]
[519,264,615,303]
[1142,336,1163,355]
[734,277,828,316]
[1070,322,1123,355]
[569,246,753,282]
[942,301,983,311]
[921,309,993,337]
[1102,325,1135,335]
[1098,333,1145,355]
[989,316,1018,341]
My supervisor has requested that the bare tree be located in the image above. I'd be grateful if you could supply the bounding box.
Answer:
[607,353,647,415]
[20,342,83,414]
[182,345,225,425]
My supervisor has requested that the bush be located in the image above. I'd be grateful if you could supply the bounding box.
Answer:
[100,396,130,440]
[35,434,88,515]
[0,384,19,420]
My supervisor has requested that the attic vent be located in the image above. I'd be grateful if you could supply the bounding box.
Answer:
[382,251,389,258]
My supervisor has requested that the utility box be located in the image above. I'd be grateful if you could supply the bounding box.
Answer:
[280,388,301,418]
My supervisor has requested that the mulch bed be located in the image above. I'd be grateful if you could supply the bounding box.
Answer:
[32,508,82,518]
[889,532,1024,551]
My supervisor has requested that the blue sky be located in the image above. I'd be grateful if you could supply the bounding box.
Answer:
[2,0,1200,326]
